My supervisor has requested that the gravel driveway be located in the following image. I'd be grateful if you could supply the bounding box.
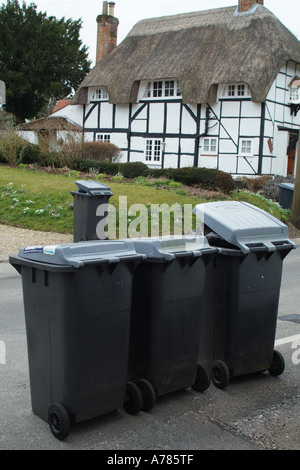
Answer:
[0,224,73,261]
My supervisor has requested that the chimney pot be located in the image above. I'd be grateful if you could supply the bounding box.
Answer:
[108,2,115,17]
[96,1,119,63]
[102,1,108,15]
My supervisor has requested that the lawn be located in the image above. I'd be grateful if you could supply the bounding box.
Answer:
[0,165,290,236]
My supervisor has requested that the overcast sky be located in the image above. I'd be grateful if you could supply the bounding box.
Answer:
[20,0,300,66]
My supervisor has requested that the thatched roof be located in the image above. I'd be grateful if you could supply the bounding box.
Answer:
[72,5,300,105]
[17,116,82,132]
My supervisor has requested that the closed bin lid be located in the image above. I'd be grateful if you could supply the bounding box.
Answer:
[193,201,295,254]
[74,180,113,196]
[11,240,145,269]
[128,235,218,261]
[278,183,295,191]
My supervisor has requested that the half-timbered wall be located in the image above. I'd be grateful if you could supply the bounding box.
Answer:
[54,61,300,177]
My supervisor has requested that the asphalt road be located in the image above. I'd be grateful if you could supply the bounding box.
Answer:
[0,241,300,451]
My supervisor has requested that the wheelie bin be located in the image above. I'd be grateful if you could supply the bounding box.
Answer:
[70,180,113,242]
[126,235,219,410]
[193,201,296,389]
[9,240,145,440]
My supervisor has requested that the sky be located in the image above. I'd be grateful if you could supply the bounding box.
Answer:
[15,0,300,66]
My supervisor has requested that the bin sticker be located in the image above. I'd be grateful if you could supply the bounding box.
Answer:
[24,246,44,254]
[43,245,58,256]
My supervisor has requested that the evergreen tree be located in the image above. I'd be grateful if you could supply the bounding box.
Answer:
[0,1,91,124]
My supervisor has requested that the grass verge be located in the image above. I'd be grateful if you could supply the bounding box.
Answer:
[0,165,291,235]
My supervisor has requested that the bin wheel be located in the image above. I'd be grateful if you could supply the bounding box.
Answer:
[268,350,285,377]
[48,403,71,441]
[211,360,230,390]
[136,379,156,411]
[192,365,211,392]
[124,382,143,415]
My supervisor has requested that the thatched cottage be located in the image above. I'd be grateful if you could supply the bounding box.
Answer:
[50,1,300,175]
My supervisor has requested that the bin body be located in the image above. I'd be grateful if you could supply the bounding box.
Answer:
[9,241,142,424]
[279,183,294,210]
[128,236,217,396]
[204,245,288,378]
[194,201,296,380]
[70,180,113,242]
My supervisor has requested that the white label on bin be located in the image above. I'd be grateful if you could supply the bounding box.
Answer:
[43,245,58,256]
[24,246,44,254]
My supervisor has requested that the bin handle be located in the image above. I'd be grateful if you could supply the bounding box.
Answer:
[197,247,220,256]
[174,251,194,258]
[272,240,296,251]
[246,240,296,253]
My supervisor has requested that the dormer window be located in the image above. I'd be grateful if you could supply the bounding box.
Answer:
[89,87,109,102]
[288,77,300,104]
[139,79,182,100]
[219,83,251,100]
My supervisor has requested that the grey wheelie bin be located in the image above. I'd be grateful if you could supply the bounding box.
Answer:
[279,182,294,210]
[126,235,219,410]
[70,180,113,242]
[193,201,296,389]
[9,240,145,440]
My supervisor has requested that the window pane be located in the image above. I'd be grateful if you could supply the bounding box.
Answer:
[238,85,245,96]
[241,140,251,153]
[211,139,217,152]
[177,82,182,97]
[228,85,235,96]
[92,88,108,100]
[153,81,163,97]
[290,87,299,102]
[146,140,152,161]
[97,134,110,142]
[154,140,161,161]
[144,82,152,98]
[165,80,175,97]
[204,139,210,152]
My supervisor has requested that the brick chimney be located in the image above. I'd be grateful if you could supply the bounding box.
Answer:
[238,0,263,13]
[96,1,119,63]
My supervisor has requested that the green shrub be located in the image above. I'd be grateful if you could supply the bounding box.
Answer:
[19,144,45,165]
[148,167,234,193]
[215,171,235,194]
[119,161,149,178]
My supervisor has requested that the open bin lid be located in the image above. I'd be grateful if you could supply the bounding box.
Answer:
[128,235,218,261]
[9,240,145,271]
[193,201,296,254]
[73,180,113,197]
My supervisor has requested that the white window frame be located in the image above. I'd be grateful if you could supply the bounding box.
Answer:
[219,83,251,100]
[89,87,109,102]
[202,137,218,155]
[145,139,162,164]
[240,139,252,155]
[96,134,111,143]
[140,79,182,100]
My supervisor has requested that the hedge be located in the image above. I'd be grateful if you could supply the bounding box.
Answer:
[69,159,234,193]
[1,140,234,193]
